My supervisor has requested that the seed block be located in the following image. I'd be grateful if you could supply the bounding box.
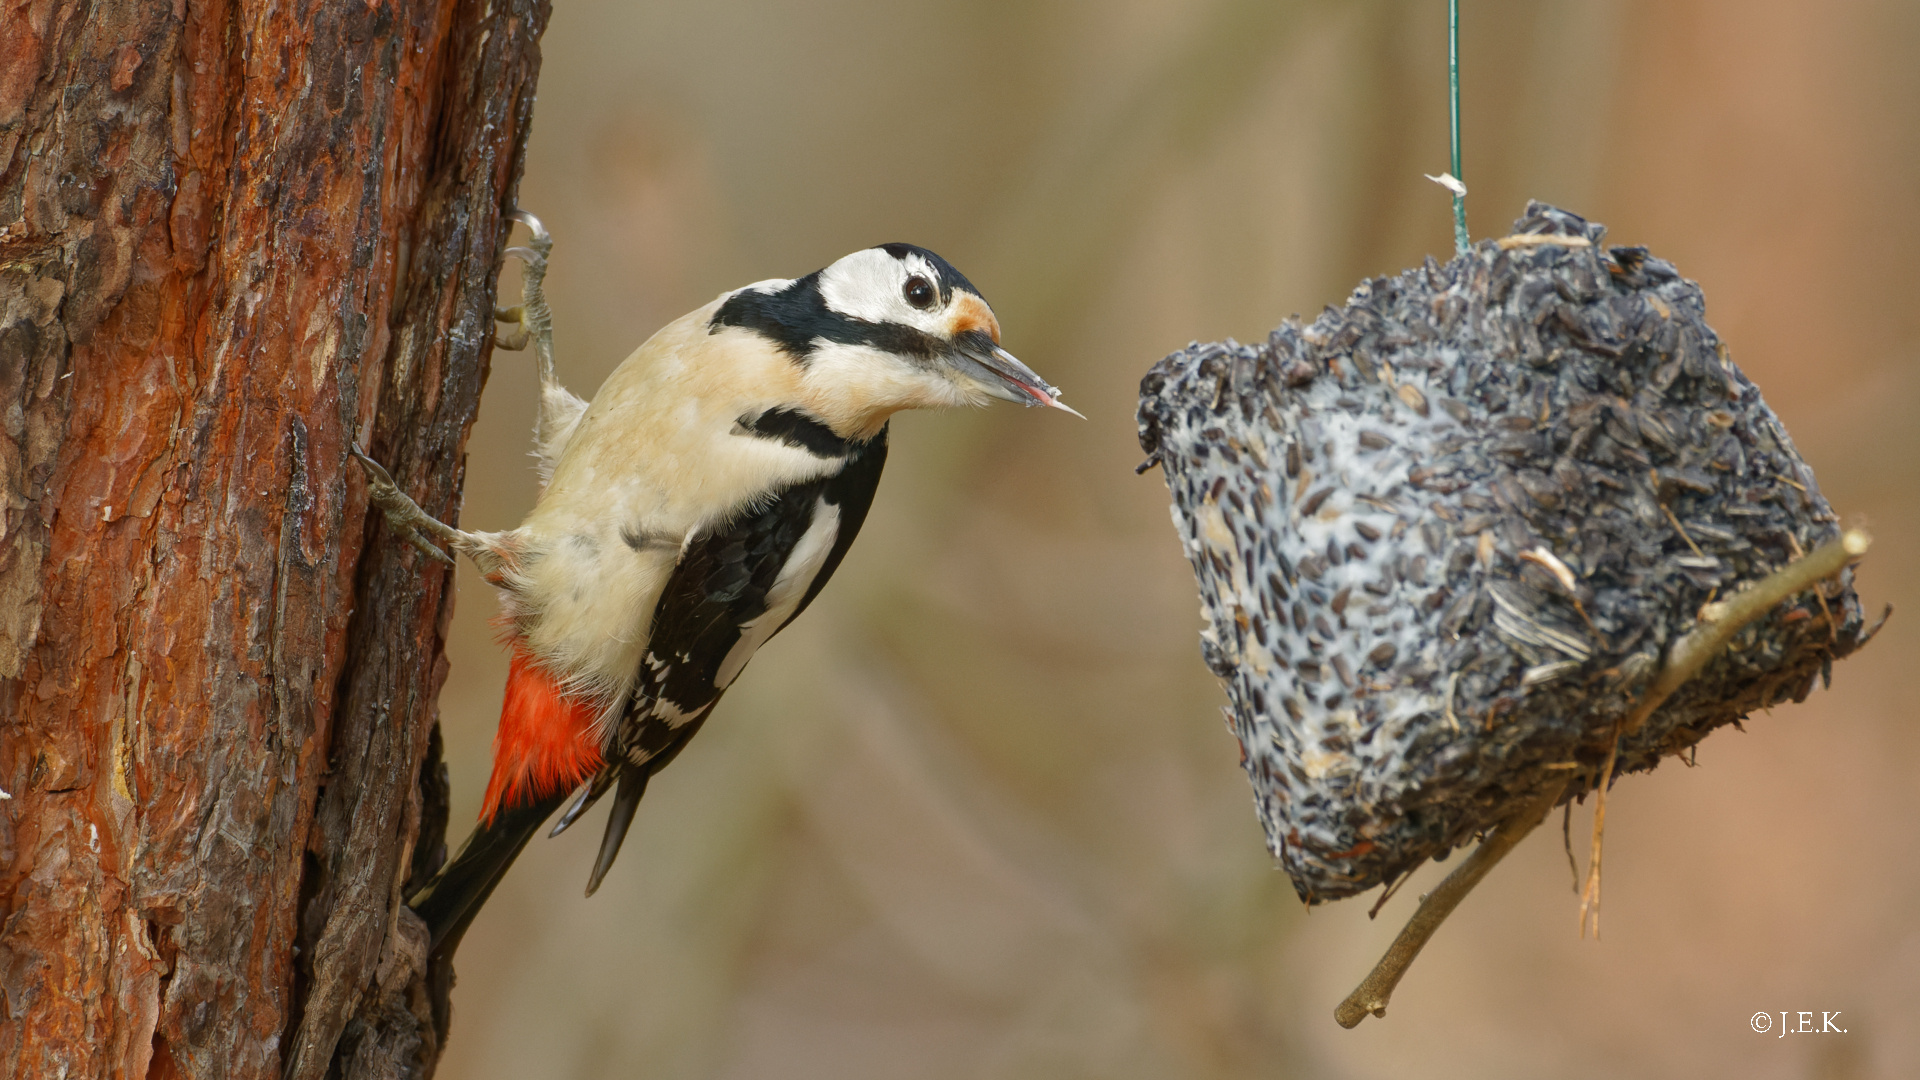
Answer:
[1137,203,1869,902]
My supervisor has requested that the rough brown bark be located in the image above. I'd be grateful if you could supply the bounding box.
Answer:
[0,0,548,1075]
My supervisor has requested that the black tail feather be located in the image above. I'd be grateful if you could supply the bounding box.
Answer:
[409,788,570,956]
[549,769,616,838]
[585,766,650,897]
[417,734,690,951]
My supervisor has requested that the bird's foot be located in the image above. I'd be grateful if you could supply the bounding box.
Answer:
[491,209,584,473]
[351,447,462,565]
[492,306,530,351]
[493,210,555,365]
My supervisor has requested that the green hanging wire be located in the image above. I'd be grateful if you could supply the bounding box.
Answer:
[1448,0,1469,254]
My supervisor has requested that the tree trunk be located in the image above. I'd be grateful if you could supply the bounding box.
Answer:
[0,0,548,1074]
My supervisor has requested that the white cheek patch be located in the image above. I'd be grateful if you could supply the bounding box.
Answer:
[817,249,947,337]
[714,499,841,689]
[800,341,983,429]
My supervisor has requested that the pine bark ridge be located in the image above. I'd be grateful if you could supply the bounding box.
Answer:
[0,0,549,1075]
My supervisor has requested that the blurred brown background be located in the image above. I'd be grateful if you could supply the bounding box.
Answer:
[431,2,1919,1077]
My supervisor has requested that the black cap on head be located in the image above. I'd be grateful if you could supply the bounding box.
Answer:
[877,243,980,305]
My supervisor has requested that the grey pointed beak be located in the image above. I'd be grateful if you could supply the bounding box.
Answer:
[951,330,1085,418]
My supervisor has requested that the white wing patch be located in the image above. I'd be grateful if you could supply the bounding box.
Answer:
[714,497,841,689]
[653,694,699,728]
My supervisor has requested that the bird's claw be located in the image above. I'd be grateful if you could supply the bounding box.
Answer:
[504,245,548,271]
[351,448,456,565]
[386,527,454,565]
[507,209,551,252]
[395,525,456,565]
[502,210,551,271]
[350,446,399,493]
[495,210,553,350]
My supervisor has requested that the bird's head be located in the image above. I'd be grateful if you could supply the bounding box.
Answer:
[711,243,1080,439]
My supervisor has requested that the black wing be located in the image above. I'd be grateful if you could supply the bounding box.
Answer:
[574,425,890,892]
[410,425,888,949]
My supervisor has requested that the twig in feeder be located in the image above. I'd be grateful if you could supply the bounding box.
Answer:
[1561,800,1579,893]
[1577,715,1625,939]
[1623,530,1868,739]
[1140,201,1878,1028]
[1366,868,1416,919]
[1520,546,1599,638]
[1577,529,1872,936]
[1335,777,1570,1028]
[1784,533,1837,643]
[1493,233,1594,250]
[1660,502,1706,559]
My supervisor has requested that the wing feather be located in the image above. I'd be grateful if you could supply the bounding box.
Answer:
[579,425,889,884]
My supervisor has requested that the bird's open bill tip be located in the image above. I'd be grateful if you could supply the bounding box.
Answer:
[963,338,1086,419]
[1037,392,1086,419]
[1005,372,1085,419]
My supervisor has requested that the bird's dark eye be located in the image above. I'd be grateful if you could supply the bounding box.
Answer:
[903,274,935,310]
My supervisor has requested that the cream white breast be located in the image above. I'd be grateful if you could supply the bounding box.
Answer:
[504,295,852,707]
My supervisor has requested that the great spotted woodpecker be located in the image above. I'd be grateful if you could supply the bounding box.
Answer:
[358,212,1077,955]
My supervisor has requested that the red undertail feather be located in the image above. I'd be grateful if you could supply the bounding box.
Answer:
[480,649,604,824]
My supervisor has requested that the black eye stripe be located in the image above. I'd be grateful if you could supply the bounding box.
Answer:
[712,246,992,362]
[710,273,945,363]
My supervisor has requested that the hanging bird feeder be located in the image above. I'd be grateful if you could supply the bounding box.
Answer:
[1135,201,1883,1026]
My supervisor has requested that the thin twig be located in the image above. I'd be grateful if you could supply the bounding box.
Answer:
[1494,234,1593,250]
[1367,868,1416,919]
[1784,532,1837,642]
[1520,546,1600,638]
[1661,503,1705,558]
[1561,798,1579,893]
[1335,778,1570,1028]
[1577,718,1624,938]
[1575,529,1870,937]
[1621,530,1867,739]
